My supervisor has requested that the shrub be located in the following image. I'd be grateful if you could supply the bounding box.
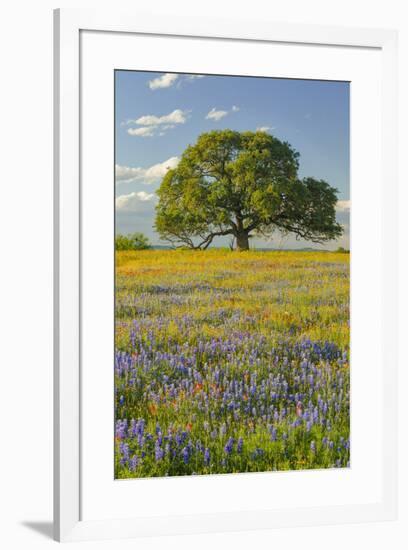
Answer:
[115,233,151,251]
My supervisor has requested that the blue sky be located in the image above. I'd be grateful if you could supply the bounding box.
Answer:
[115,71,350,249]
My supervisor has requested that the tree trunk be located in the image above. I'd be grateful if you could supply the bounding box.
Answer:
[236,231,250,251]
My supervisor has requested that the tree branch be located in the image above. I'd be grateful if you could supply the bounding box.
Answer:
[196,227,235,249]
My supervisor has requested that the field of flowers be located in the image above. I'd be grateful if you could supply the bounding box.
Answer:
[115,249,350,478]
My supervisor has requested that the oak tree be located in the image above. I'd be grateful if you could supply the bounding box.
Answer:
[155,130,342,250]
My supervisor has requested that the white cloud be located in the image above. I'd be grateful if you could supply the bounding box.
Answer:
[206,107,229,121]
[144,157,179,180]
[148,73,205,91]
[206,105,240,121]
[256,126,272,132]
[174,74,206,90]
[115,157,180,185]
[115,165,144,182]
[148,73,178,90]
[116,191,157,212]
[135,109,188,126]
[336,200,351,212]
[125,109,189,137]
[127,126,155,137]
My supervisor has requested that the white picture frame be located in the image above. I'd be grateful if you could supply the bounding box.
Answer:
[54,8,398,542]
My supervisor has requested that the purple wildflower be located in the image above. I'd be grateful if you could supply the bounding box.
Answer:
[224,437,234,455]
[181,447,189,464]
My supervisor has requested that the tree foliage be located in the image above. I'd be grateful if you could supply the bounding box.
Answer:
[155,130,342,250]
[115,232,151,251]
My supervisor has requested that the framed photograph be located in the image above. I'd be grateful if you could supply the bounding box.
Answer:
[54,8,398,542]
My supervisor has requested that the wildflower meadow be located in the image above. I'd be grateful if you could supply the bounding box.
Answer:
[115,249,350,478]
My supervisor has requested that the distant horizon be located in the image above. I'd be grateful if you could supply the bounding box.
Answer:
[115,70,350,250]
[116,240,349,252]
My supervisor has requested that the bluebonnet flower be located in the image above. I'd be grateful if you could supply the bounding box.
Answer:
[115,302,349,477]
[119,442,129,460]
[181,447,189,464]
[119,442,130,466]
[270,426,277,441]
[251,448,264,460]
[115,419,128,440]
[130,419,138,437]
[136,418,145,437]
[155,441,164,461]
[129,455,139,471]
[224,437,234,455]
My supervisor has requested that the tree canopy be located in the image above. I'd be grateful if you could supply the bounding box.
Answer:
[115,232,151,251]
[155,130,342,250]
